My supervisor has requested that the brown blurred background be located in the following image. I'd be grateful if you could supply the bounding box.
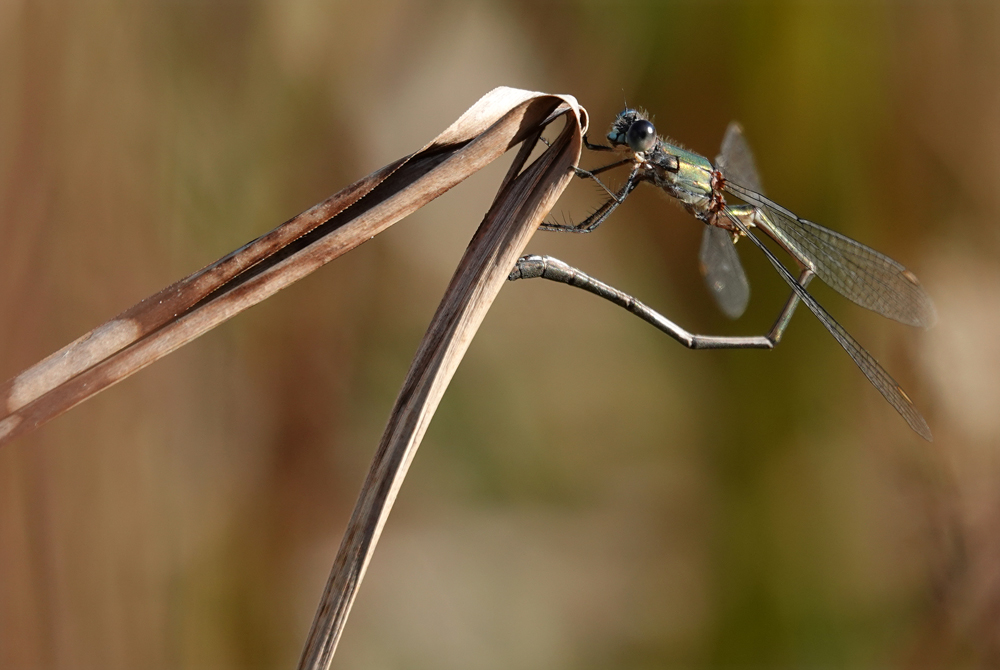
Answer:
[1,1,998,668]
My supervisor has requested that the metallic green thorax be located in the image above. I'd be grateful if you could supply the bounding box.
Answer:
[645,140,717,223]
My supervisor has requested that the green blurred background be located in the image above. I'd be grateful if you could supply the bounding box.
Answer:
[1,1,997,668]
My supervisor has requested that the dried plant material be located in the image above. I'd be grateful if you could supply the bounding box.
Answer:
[296,98,585,670]
[0,86,587,668]
[0,88,586,447]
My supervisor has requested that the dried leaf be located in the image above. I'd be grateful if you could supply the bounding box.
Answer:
[0,88,587,447]
[297,95,586,670]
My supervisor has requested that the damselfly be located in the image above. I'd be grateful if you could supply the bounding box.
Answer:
[509,109,935,440]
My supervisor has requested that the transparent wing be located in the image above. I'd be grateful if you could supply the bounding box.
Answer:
[696,121,757,319]
[715,121,763,194]
[725,211,932,440]
[724,181,937,328]
[699,225,750,319]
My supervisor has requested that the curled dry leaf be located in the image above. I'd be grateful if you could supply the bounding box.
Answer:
[0,86,587,669]
[0,87,587,448]
[297,94,586,670]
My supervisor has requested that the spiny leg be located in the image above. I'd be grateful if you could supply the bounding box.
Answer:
[583,135,615,152]
[540,164,642,234]
[565,159,633,205]
[508,255,813,349]
[575,156,634,191]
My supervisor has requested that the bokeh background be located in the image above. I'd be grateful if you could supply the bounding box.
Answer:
[1,1,998,668]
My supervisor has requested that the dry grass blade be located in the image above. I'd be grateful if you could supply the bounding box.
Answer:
[296,100,585,670]
[0,87,584,447]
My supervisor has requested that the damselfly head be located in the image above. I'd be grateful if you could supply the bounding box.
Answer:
[607,109,657,154]
[607,109,640,146]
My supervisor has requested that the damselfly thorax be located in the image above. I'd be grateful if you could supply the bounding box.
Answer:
[625,126,741,234]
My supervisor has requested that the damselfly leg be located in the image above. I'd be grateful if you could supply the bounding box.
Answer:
[509,254,811,350]
[539,163,643,234]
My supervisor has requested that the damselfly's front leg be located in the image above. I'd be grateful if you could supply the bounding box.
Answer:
[508,255,813,349]
[539,163,642,234]
[583,135,616,152]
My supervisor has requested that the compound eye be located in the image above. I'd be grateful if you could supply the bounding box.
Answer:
[626,120,656,153]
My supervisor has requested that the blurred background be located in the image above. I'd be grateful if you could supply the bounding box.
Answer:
[1,1,997,668]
